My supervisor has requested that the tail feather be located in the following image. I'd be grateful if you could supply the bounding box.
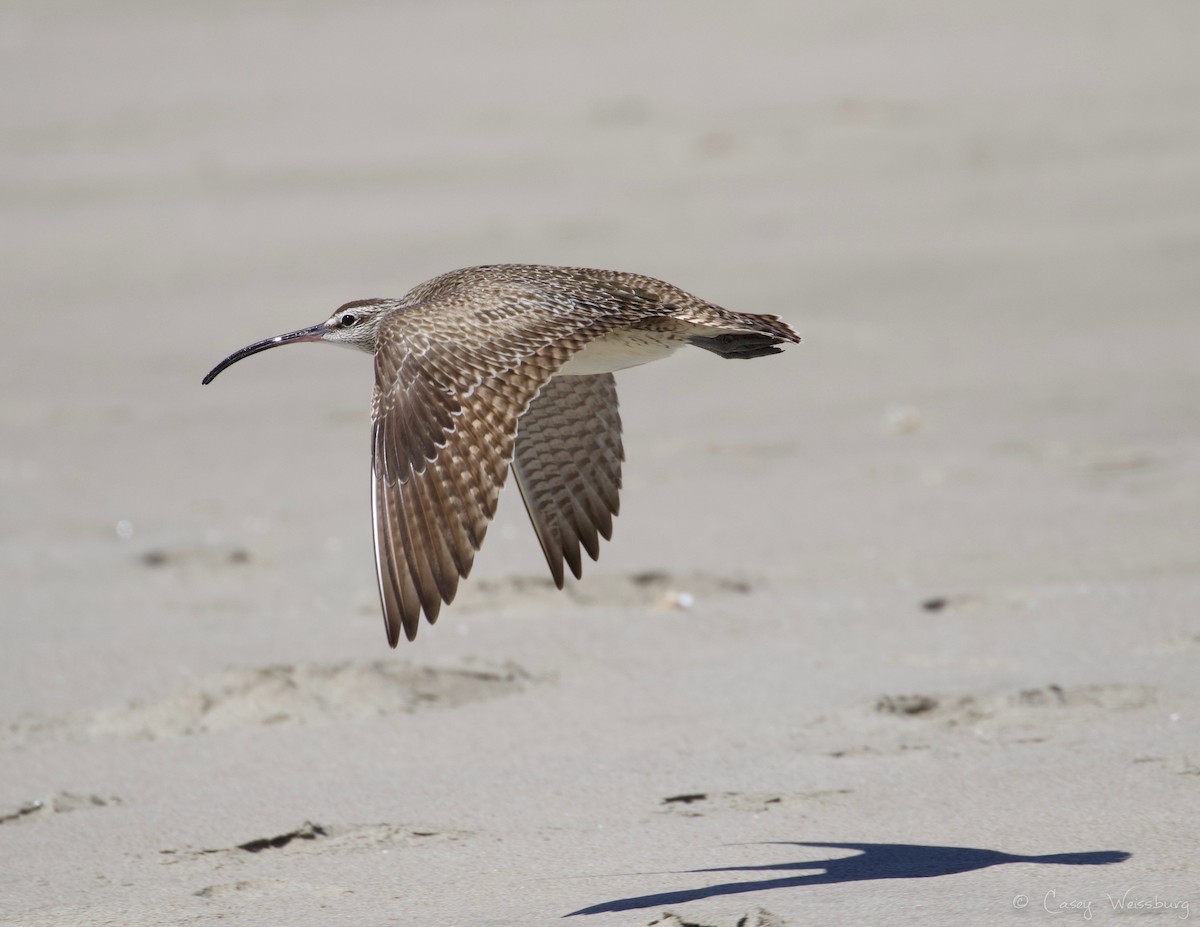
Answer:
[685,311,800,360]
[689,332,787,359]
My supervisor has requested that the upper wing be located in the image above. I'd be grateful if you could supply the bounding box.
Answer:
[370,293,627,646]
[512,373,623,588]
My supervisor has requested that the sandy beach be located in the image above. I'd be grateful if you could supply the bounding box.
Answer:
[2,2,1198,924]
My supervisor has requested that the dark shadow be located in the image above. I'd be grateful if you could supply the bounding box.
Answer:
[567,841,1130,916]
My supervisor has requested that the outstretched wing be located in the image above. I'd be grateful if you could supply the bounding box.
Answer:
[512,374,623,588]
[370,290,629,646]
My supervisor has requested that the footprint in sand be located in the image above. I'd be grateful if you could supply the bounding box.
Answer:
[647,908,785,927]
[460,569,754,612]
[816,684,1159,758]
[1,660,535,745]
[87,660,535,740]
[161,820,470,865]
[0,791,123,826]
[659,790,853,818]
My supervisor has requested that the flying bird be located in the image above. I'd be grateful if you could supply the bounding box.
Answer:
[203,264,799,646]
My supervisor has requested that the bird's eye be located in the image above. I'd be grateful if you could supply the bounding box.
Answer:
[340,314,357,327]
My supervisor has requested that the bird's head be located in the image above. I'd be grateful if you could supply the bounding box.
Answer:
[202,298,396,384]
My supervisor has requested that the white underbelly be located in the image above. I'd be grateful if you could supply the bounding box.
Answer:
[558,330,684,375]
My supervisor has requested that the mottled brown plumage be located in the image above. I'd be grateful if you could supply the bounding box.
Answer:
[202,264,800,646]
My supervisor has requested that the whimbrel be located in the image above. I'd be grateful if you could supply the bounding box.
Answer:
[203,264,799,646]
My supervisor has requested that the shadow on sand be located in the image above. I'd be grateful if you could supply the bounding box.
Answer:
[567,841,1130,916]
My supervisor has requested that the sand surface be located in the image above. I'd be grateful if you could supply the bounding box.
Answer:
[2,2,1199,924]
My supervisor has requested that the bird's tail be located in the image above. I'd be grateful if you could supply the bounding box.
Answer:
[686,310,800,360]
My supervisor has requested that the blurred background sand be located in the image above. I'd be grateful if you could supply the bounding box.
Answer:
[1,2,1198,924]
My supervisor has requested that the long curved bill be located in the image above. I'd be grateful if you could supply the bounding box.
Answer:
[202,323,326,384]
